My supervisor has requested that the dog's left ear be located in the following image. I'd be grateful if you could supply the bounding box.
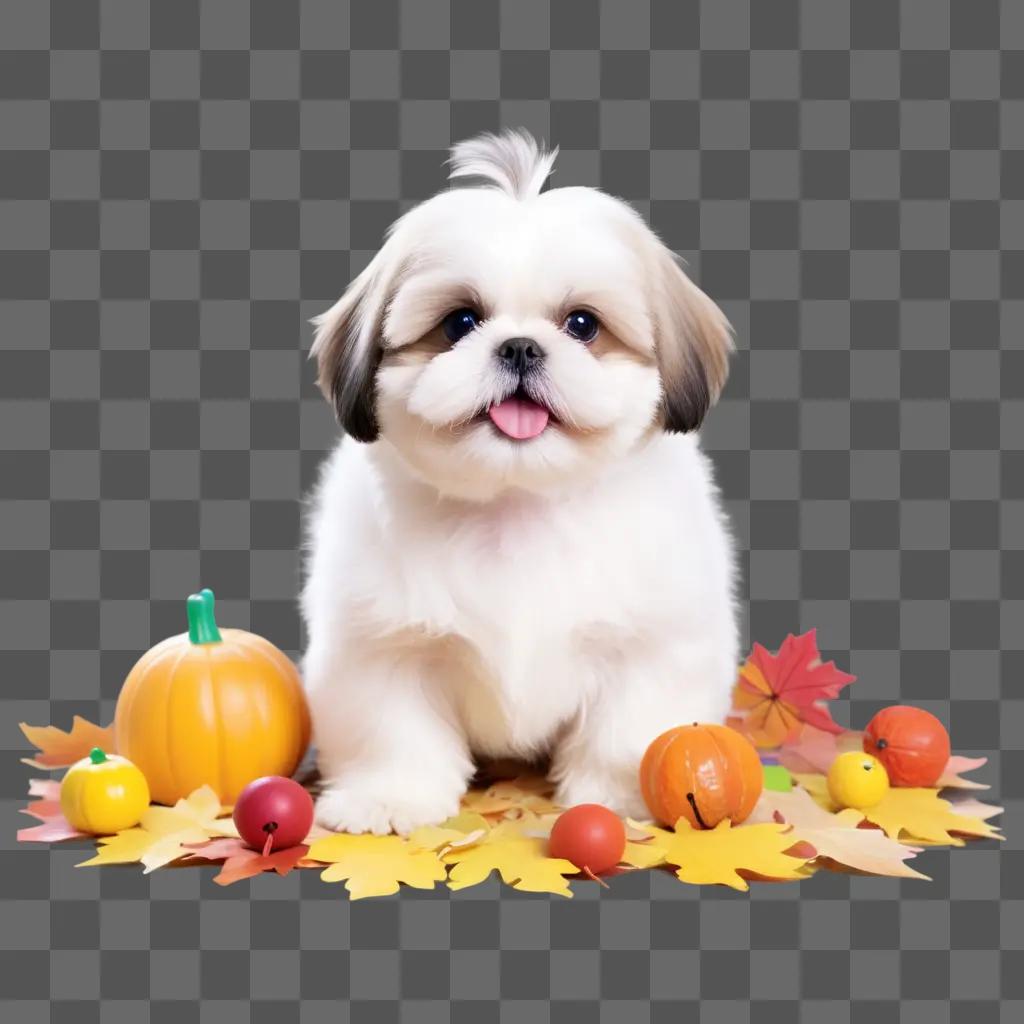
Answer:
[310,251,395,443]
[650,247,734,434]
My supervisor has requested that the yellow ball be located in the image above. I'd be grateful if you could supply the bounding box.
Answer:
[827,751,890,809]
[60,747,150,834]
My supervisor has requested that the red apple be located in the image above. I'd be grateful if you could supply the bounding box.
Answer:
[548,804,626,876]
[233,776,314,853]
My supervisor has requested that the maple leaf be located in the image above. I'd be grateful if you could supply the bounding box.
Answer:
[28,778,61,800]
[793,772,1003,846]
[20,717,116,769]
[617,833,667,870]
[18,810,87,844]
[76,785,240,872]
[733,631,856,748]
[946,795,1003,822]
[624,819,814,891]
[408,812,490,856]
[460,776,561,820]
[937,755,989,790]
[17,778,88,844]
[21,779,64,821]
[753,786,929,880]
[77,829,165,869]
[87,829,212,873]
[443,819,579,897]
[17,819,85,843]
[307,833,448,899]
[140,785,238,839]
[183,837,309,886]
[862,789,1002,846]
[777,727,863,775]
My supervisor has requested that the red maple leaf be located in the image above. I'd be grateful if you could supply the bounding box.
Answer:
[732,630,856,748]
[183,837,310,886]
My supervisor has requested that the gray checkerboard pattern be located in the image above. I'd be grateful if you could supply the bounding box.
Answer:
[1,0,1021,1019]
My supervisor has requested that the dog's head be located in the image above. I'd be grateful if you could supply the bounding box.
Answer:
[312,130,732,499]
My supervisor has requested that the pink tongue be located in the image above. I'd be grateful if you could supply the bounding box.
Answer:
[488,396,550,440]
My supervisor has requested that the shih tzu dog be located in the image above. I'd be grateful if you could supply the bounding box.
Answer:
[302,130,738,834]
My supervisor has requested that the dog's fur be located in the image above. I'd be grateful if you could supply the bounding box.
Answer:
[302,130,738,834]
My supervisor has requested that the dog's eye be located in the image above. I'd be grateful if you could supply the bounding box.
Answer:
[441,308,481,343]
[563,310,599,343]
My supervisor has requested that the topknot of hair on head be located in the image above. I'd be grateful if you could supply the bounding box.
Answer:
[448,129,558,201]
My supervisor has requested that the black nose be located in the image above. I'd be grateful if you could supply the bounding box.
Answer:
[497,337,544,376]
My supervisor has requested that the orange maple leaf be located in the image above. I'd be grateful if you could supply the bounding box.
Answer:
[183,837,310,886]
[20,717,116,769]
[733,631,855,748]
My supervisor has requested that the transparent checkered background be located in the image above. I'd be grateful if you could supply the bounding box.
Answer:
[1,1,1022,1020]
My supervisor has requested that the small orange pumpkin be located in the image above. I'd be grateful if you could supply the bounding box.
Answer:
[640,723,763,829]
[863,705,950,787]
[115,589,310,805]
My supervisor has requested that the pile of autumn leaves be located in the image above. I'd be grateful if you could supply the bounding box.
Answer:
[18,632,1003,898]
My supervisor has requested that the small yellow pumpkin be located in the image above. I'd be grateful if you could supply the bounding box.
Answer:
[61,747,150,834]
[114,589,310,805]
[827,751,890,809]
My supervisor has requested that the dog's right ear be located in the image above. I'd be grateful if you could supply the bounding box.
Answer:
[310,253,392,443]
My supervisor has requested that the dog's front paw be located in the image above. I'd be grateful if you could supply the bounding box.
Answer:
[315,779,463,836]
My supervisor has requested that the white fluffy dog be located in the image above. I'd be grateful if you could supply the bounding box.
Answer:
[302,130,738,834]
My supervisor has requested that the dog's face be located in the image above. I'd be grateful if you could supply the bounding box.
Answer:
[312,132,733,500]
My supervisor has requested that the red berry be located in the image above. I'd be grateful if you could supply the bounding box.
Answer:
[548,804,626,876]
[863,706,951,788]
[233,776,314,853]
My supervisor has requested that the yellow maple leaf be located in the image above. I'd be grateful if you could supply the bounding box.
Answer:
[461,775,561,819]
[20,717,116,769]
[619,836,667,870]
[408,812,490,855]
[625,819,813,891]
[77,828,197,872]
[862,788,1002,846]
[440,811,494,834]
[77,829,152,867]
[141,785,238,839]
[753,787,929,880]
[443,819,578,897]
[307,833,448,899]
[76,785,240,873]
[793,772,1002,846]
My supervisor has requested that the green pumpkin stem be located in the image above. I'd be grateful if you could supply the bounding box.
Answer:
[187,589,222,645]
[89,747,107,765]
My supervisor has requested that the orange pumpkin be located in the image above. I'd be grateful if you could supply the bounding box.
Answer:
[863,705,950,787]
[640,723,763,829]
[115,589,310,805]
